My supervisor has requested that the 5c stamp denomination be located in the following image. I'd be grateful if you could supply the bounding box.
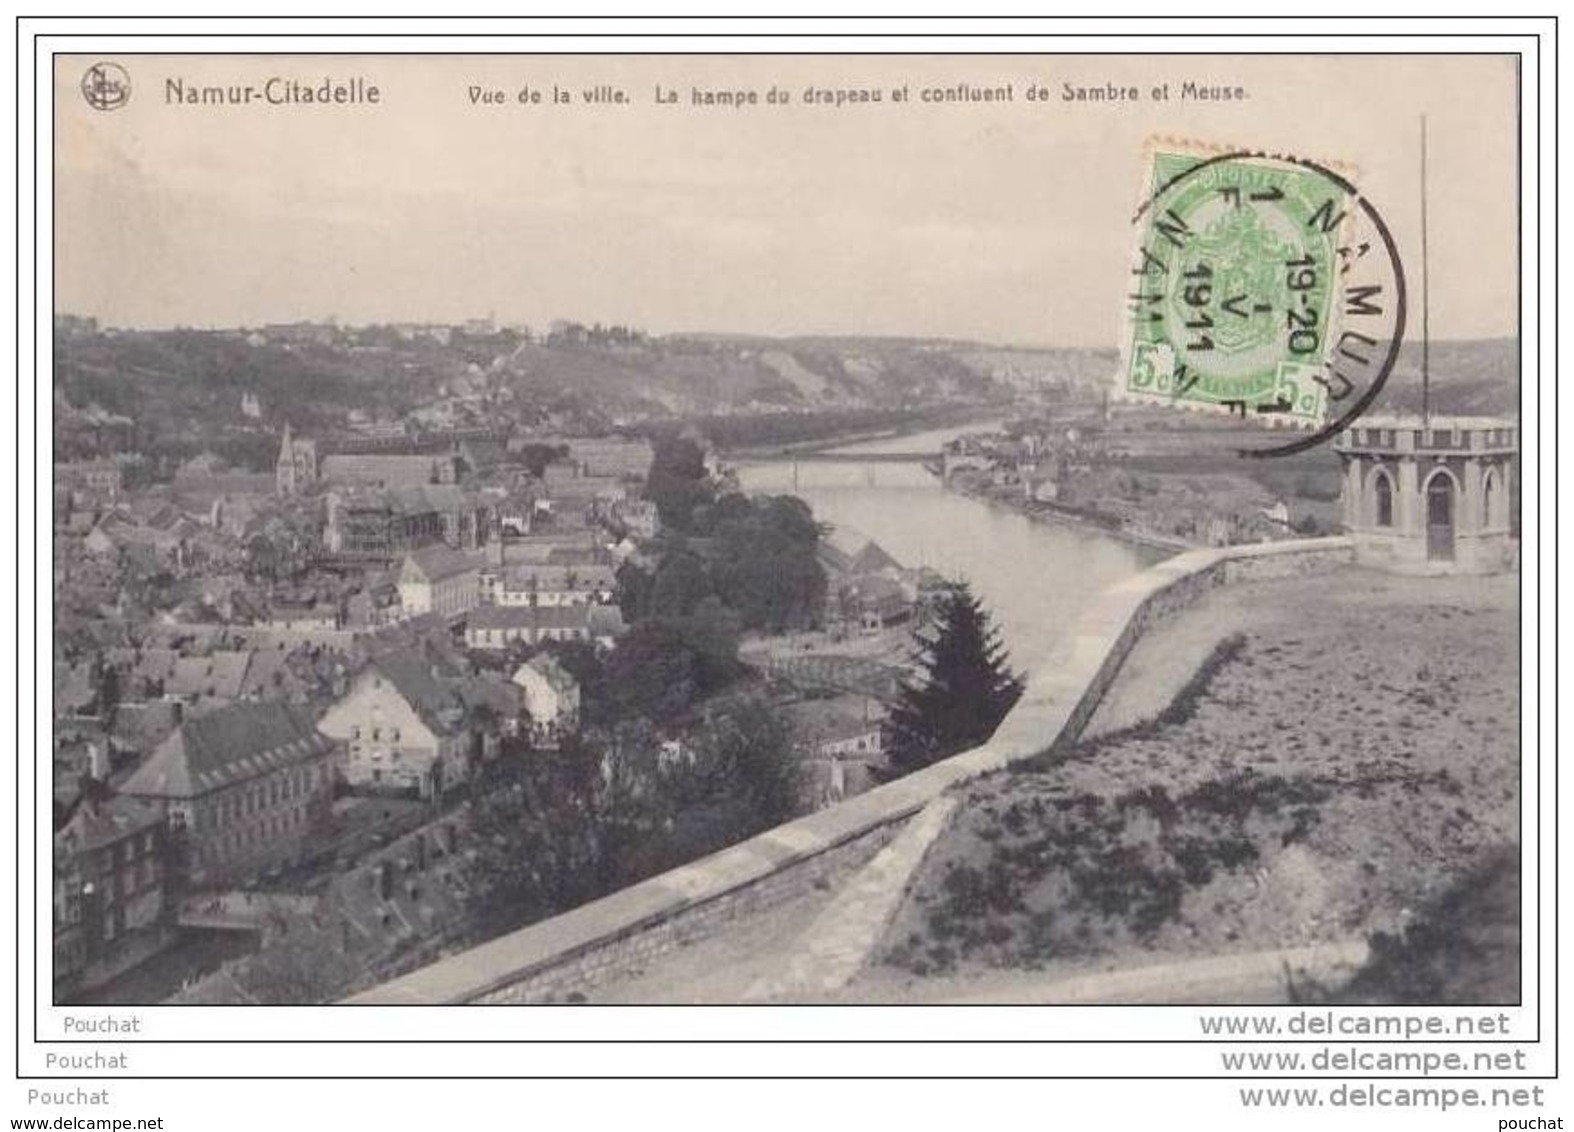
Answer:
[1119,142,1406,457]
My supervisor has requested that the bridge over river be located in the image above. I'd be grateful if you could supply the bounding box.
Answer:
[726,449,940,465]
[725,448,949,489]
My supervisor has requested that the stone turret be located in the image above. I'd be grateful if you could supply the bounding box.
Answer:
[1333,414,1517,575]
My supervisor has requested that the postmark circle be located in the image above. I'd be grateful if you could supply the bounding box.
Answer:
[81,62,131,112]
[1123,148,1406,459]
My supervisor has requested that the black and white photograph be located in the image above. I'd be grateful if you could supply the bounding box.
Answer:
[48,51,1525,1010]
[17,22,1559,1128]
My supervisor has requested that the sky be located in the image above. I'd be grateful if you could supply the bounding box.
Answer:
[54,54,1519,347]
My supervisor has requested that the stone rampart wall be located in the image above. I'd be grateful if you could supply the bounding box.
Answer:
[346,537,1354,1005]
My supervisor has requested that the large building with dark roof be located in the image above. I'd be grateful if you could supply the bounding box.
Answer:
[120,700,337,887]
[277,424,504,498]
[325,488,446,560]
[316,653,518,798]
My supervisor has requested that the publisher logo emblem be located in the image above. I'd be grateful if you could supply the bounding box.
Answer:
[81,63,131,111]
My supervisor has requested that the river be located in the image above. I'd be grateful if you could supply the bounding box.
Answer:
[734,420,1168,675]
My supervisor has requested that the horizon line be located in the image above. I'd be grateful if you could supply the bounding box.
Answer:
[52,314,1520,354]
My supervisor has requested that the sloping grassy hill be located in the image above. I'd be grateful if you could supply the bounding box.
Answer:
[1371,338,1519,416]
[52,326,1027,464]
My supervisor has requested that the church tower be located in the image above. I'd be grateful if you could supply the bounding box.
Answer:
[276,423,317,496]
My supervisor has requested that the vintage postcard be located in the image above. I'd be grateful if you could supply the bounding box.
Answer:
[47,49,1528,1030]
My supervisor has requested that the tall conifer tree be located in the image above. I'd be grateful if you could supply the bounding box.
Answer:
[881,582,1023,777]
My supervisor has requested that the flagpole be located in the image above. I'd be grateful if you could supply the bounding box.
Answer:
[1420,115,1431,426]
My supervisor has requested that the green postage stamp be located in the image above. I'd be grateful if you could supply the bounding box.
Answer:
[1120,145,1355,427]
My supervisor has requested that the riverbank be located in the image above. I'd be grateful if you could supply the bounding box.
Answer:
[719,406,1005,460]
[736,437,1157,676]
[946,474,1195,557]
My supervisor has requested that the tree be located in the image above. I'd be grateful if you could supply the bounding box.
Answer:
[516,442,571,478]
[707,494,826,632]
[645,436,715,532]
[600,600,743,723]
[881,582,1023,778]
[601,621,701,721]
[614,557,653,623]
[699,696,804,836]
[461,740,613,936]
[645,549,715,619]
[543,640,607,724]
[677,597,744,690]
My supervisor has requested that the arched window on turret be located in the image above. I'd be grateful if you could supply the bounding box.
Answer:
[1483,467,1502,530]
[1373,468,1395,528]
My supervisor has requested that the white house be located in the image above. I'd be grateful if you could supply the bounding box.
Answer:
[511,655,581,748]
[397,545,480,619]
[317,656,486,798]
[465,604,626,651]
[1261,500,1291,527]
